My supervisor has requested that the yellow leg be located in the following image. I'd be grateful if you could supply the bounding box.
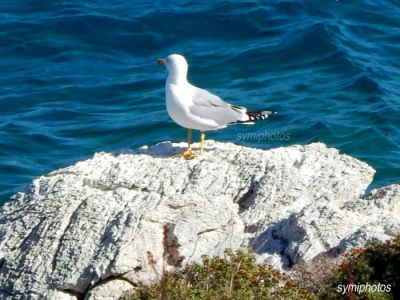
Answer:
[199,132,205,155]
[188,128,192,149]
[179,129,197,160]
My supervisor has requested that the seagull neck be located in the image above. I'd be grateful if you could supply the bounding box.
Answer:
[167,73,188,86]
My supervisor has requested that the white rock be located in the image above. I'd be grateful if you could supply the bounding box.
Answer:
[0,140,398,299]
[84,279,135,300]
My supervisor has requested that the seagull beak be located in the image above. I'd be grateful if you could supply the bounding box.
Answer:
[157,59,165,65]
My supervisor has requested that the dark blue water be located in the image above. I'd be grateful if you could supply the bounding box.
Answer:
[1,0,399,205]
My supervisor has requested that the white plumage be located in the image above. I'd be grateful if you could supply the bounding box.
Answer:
[157,53,272,159]
[160,54,271,131]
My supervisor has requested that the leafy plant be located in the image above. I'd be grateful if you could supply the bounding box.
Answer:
[123,246,316,300]
[324,236,400,299]
[121,221,399,300]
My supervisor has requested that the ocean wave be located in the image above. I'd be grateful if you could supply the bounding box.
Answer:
[0,0,399,204]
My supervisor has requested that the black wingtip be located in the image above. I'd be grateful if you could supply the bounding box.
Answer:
[246,110,276,121]
[230,109,277,125]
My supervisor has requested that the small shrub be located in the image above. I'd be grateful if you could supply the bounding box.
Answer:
[324,236,400,299]
[122,248,316,300]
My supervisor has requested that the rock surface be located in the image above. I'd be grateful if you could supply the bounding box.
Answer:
[0,140,398,299]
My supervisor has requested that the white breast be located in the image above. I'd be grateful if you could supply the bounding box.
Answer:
[166,83,193,128]
[165,82,221,131]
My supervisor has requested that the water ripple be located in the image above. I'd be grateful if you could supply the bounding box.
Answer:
[0,0,399,204]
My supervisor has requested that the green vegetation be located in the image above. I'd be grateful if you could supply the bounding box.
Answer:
[324,236,400,299]
[121,223,399,300]
[123,248,316,300]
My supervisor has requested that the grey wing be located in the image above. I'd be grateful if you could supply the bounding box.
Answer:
[190,87,247,126]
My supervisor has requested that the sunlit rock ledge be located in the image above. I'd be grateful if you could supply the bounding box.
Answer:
[0,140,399,299]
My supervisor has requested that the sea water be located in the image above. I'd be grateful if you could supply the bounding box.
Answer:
[0,0,399,204]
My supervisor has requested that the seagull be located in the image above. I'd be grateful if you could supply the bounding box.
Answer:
[157,54,273,159]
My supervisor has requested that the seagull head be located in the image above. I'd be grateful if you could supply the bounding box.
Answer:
[157,54,188,82]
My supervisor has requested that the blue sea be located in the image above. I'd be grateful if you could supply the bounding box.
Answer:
[0,0,399,205]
